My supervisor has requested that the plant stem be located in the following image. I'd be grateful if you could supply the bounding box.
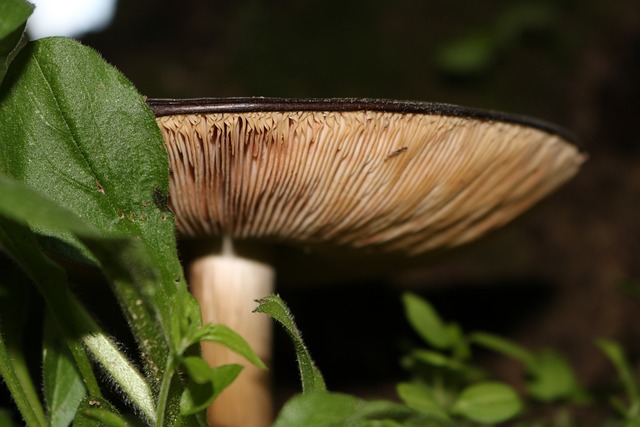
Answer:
[156,354,177,427]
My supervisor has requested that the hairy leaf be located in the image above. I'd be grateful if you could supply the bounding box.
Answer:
[254,295,325,393]
[190,323,265,369]
[0,37,189,420]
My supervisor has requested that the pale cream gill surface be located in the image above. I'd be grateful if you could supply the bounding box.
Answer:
[157,111,584,254]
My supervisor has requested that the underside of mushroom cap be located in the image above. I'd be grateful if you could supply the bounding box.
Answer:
[152,98,585,255]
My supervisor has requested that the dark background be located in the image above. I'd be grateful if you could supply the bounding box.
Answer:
[4,0,640,422]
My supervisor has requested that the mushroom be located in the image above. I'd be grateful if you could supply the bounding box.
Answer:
[147,97,585,427]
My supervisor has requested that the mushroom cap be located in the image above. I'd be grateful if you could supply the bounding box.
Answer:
[149,98,584,255]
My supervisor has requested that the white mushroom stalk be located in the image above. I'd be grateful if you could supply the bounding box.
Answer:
[189,236,274,426]
[151,97,586,427]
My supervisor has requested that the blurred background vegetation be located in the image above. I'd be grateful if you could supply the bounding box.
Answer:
[5,0,640,423]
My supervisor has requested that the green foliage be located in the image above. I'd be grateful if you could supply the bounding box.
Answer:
[400,293,517,424]
[396,382,449,421]
[179,362,243,416]
[597,339,640,424]
[261,296,448,426]
[451,382,522,423]
[402,293,454,350]
[255,294,326,393]
[43,309,87,427]
[434,2,561,76]
[72,398,128,427]
[0,0,32,82]
[0,4,262,426]
[470,333,584,402]
[273,392,445,427]
[397,292,640,426]
[399,292,589,425]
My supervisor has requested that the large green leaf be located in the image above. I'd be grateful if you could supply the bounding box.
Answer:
[0,0,33,83]
[254,295,325,393]
[0,37,190,414]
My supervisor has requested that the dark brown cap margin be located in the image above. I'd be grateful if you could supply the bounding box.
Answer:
[146,97,578,144]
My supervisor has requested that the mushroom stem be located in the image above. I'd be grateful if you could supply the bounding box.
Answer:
[189,236,275,427]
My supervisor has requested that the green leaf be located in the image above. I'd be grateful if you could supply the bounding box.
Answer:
[0,0,33,83]
[273,392,444,427]
[0,258,46,427]
[182,357,215,384]
[0,409,18,427]
[402,293,452,350]
[526,349,580,402]
[434,32,498,76]
[452,382,522,424]
[80,411,129,427]
[470,332,536,366]
[410,349,483,379]
[179,364,243,416]
[0,318,46,427]
[72,397,125,427]
[0,0,33,38]
[397,383,449,420]
[189,323,266,369]
[472,333,581,402]
[0,215,103,402]
[447,324,470,361]
[0,36,190,421]
[598,339,640,407]
[43,309,87,427]
[0,36,184,381]
[0,183,154,422]
[254,295,326,393]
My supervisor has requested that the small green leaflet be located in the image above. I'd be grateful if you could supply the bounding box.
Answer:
[254,294,326,393]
